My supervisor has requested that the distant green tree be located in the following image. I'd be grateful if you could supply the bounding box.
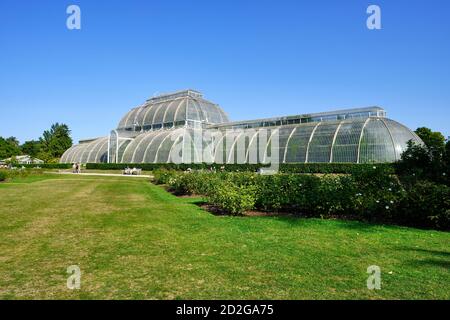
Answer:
[39,123,73,159]
[0,136,21,159]
[400,140,431,168]
[415,127,446,158]
[21,140,41,158]
[445,140,450,175]
[398,128,448,185]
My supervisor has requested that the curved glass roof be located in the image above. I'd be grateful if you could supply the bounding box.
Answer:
[117,90,229,131]
[60,137,108,164]
[120,128,203,163]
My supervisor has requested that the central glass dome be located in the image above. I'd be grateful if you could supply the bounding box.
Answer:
[117,89,229,132]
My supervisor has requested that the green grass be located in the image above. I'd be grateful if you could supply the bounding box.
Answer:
[55,169,153,175]
[0,174,448,299]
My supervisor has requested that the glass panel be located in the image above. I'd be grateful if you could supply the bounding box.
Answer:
[70,144,86,163]
[331,119,365,163]
[61,145,77,163]
[121,134,147,163]
[277,127,295,163]
[285,123,317,163]
[174,98,187,123]
[152,101,168,125]
[156,130,182,163]
[117,109,133,129]
[307,123,340,163]
[359,119,396,163]
[133,132,160,163]
[125,108,141,128]
[81,141,96,163]
[234,130,256,164]
[142,104,157,126]
[134,104,148,126]
[142,131,168,163]
[117,139,132,163]
[383,119,417,161]
[92,139,109,163]
[109,131,118,163]
[86,138,106,163]
[186,98,201,121]
[162,99,181,123]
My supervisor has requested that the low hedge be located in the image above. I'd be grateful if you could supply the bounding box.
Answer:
[87,162,266,172]
[87,162,395,174]
[18,163,72,169]
[153,167,450,230]
[397,181,450,230]
[281,163,395,174]
[0,171,6,182]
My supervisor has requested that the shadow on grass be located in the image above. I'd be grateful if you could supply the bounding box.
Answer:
[406,259,450,270]
[261,213,391,233]
[396,246,450,258]
[184,197,207,206]
[395,246,450,270]
[188,198,402,232]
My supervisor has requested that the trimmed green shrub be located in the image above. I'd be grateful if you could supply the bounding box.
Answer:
[0,171,6,182]
[397,181,450,230]
[180,172,223,195]
[87,162,396,174]
[350,166,406,220]
[207,180,257,215]
[157,171,225,196]
[397,139,449,186]
[252,174,320,213]
[152,169,178,185]
[166,174,190,195]
[279,163,395,175]
[314,175,355,216]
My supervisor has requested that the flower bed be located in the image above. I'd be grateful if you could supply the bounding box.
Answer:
[152,167,450,230]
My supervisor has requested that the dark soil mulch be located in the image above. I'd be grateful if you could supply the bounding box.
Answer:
[198,203,296,218]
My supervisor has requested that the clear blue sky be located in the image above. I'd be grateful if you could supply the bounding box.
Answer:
[1,0,449,143]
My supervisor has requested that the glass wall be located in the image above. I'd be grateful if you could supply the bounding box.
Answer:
[61,116,422,165]
[60,137,108,164]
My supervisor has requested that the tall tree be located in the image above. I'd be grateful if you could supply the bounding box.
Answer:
[444,140,450,173]
[415,127,446,158]
[21,140,41,158]
[39,123,73,158]
[0,136,21,159]
[399,128,448,185]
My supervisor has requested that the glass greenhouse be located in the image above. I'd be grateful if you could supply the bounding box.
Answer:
[60,90,423,164]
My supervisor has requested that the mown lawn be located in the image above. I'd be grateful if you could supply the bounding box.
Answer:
[0,174,448,299]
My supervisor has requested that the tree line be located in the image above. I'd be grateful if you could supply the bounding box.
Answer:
[0,123,72,163]
[398,127,450,185]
